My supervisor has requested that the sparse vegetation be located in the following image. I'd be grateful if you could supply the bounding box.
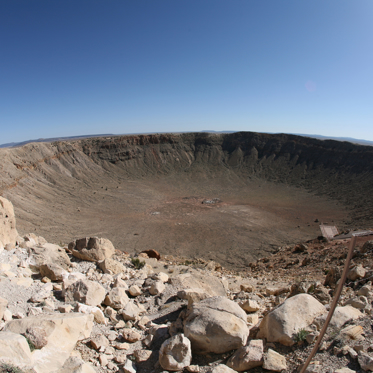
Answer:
[294,328,309,343]
[25,337,36,352]
[0,363,25,373]
[131,257,145,269]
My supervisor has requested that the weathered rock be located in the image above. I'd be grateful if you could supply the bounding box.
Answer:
[149,281,165,295]
[340,324,364,341]
[122,301,144,321]
[129,285,142,296]
[257,294,326,346]
[314,306,362,330]
[357,284,371,296]
[177,288,211,307]
[30,282,53,303]
[184,296,250,354]
[113,275,129,289]
[265,286,290,296]
[104,287,129,309]
[171,269,226,297]
[0,197,18,246]
[324,267,341,288]
[358,352,373,371]
[69,237,115,262]
[239,299,260,313]
[24,326,48,349]
[98,258,125,274]
[123,359,137,373]
[0,331,33,368]
[227,339,263,371]
[65,279,106,307]
[29,243,71,270]
[40,263,68,281]
[122,328,141,343]
[347,265,366,281]
[90,334,110,350]
[4,313,94,373]
[335,368,355,373]
[208,365,236,373]
[56,356,97,373]
[134,349,152,362]
[262,349,287,372]
[75,303,107,324]
[247,313,259,325]
[0,296,8,320]
[140,249,160,260]
[361,240,373,253]
[153,272,169,283]
[159,334,192,371]
[345,296,369,310]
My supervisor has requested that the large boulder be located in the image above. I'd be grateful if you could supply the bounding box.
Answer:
[65,279,106,307]
[0,196,18,246]
[4,313,94,373]
[0,331,33,368]
[171,269,226,297]
[257,294,326,346]
[69,237,115,262]
[29,243,71,270]
[314,305,362,330]
[159,334,192,371]
[184,296,250,354]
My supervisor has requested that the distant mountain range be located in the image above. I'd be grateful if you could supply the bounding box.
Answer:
[1,131,373,148]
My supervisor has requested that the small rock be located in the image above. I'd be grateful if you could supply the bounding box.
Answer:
[134,349,152,362]
[149,281,165,295]
[159,334,192,371]
[347,265,366,281]
[129,285,142,296]
[262,349,287,372]
[358,352,373,371]
[227,339,263,371]
[91,335,110,350]
[122,328,141,343]
[239,299,260,313]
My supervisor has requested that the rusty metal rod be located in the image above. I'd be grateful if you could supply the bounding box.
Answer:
[299,234,357,373]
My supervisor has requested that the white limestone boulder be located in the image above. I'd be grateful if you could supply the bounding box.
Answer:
[159,333,192,371]
[65,279,106,307]
[4,313,94,373]
[69,237,115,262]
[184,296,250,354]
[0,331,33,368]
[257,294,326,346]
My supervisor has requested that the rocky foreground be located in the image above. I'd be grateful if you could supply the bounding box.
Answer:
[1,196,373,373]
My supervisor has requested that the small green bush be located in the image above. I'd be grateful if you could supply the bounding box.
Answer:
[131,257,145,269]
[294,328,309,343]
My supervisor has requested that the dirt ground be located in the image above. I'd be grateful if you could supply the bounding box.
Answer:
[6,170,348,270]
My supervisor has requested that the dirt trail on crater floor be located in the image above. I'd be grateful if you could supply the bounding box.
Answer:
[1,131,372,270]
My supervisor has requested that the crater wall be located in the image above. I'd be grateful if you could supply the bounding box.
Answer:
[0,132,372,269]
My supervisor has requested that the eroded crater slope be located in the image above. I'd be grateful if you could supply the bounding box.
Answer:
[1,132,372,269]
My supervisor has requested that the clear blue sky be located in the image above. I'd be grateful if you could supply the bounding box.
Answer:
[1,1,372,144]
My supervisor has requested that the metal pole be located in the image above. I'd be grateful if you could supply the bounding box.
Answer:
[299,235,357,373]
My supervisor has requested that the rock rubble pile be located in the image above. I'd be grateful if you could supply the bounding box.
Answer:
[1,197,373,373]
